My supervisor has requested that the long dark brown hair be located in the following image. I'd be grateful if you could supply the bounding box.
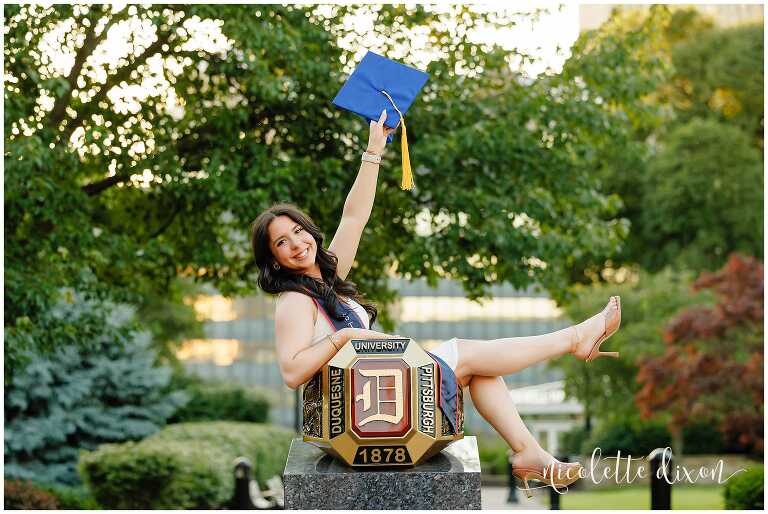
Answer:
[250,203,377,325]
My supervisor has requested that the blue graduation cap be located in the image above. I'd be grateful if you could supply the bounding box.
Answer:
[332,51,429,190]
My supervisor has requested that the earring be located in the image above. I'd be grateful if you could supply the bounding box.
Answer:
[272,262,280,270]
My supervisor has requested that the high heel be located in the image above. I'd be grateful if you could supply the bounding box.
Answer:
[573,296,622,363]
[510,451,583,498]
[520,478,533,499]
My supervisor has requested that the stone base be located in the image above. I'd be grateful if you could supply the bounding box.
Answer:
[283,436,481,510]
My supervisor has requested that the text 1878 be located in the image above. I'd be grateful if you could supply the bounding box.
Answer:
[353,445,412,465]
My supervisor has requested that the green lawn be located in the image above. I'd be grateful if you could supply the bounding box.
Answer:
[560,483,724,510]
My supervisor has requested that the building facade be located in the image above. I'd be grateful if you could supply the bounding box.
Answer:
[178,277,583,454]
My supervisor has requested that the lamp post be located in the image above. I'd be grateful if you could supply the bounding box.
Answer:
[506,449,519,504]
[649,447,673,510]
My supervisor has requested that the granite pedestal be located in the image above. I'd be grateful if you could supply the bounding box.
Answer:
[283,436,481,510]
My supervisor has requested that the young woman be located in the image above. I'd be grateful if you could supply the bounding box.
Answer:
[251,110,621,495]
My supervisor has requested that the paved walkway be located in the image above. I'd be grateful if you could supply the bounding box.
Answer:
[481,486,546,510]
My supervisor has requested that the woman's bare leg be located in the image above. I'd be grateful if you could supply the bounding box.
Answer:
[450,303,619,486]
[468,375,543,454]
[453,303,612,379]
[454,327,574,379]
[467,374,584,487]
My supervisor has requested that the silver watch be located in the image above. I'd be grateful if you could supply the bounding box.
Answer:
[361,151,382,164]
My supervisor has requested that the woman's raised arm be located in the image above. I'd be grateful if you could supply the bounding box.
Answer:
[328,110,396,280]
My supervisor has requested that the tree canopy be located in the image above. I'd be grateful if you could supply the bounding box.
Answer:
[636,254,763,454]
[5,4,657,376]
[582,6,764,273]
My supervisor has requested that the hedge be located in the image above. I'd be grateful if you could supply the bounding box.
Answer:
[39,483,101,510]
[475,436,511,476]
[559,425,590,456]
[582,417,671,456]
[150,422,292,487]
[78,421,294,509]
[167,379,270,424]
[724,465,763,510]
[568,417,731,457]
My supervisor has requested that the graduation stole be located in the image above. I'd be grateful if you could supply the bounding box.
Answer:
[380,90,413,191]
[311,295,366,331]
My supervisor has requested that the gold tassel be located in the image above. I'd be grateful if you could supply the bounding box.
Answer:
[381,90,414,190]
[399,118,413,190]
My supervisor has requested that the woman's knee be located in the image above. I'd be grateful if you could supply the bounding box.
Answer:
[456,373,473,388]
[454,338,476,386]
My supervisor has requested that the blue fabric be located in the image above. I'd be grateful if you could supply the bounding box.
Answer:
[312,295,366,330]
[425,351,460,434]
[332,51,429,143]
[313,294,459,433]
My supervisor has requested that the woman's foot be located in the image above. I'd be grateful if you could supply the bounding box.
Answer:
[570,296,621,362]
[510,445,583,497]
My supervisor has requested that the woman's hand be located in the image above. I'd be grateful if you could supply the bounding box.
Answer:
[366,109,397,156]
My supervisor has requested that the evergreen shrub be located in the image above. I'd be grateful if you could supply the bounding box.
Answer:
[724,465,763,510]
[168,377,270,423]
[580,417,729,457]
[40,483,101,510]
[582,416,671,456]
[4,296,189,485]
[79,421,294,509]
[559,425,590,456]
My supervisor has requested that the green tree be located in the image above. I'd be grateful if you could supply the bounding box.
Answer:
[550,6,763,445]
[637,118,763,271]
[577,6,763,273]
[5,4,660,377]
[4,295,188,485]
[557,5,673,283]
[668,24,764,146]
[136,277,205,366]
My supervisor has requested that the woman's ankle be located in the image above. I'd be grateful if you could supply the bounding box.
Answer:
[568,325,579,355]
[515,443,548,458]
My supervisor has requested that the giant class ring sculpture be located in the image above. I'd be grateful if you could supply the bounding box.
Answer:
[302,337,464,467]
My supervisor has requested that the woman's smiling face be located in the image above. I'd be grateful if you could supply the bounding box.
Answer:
[267,215,318,273]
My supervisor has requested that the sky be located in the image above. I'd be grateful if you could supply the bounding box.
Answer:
[40,3,582,99]
[460,3,581,77]
[320,3,581,77]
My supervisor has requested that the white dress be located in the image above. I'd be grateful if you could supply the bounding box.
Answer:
[312,296,370,340]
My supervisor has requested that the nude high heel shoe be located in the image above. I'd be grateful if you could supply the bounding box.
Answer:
[510,451,583,498]
[573,296,622,363]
